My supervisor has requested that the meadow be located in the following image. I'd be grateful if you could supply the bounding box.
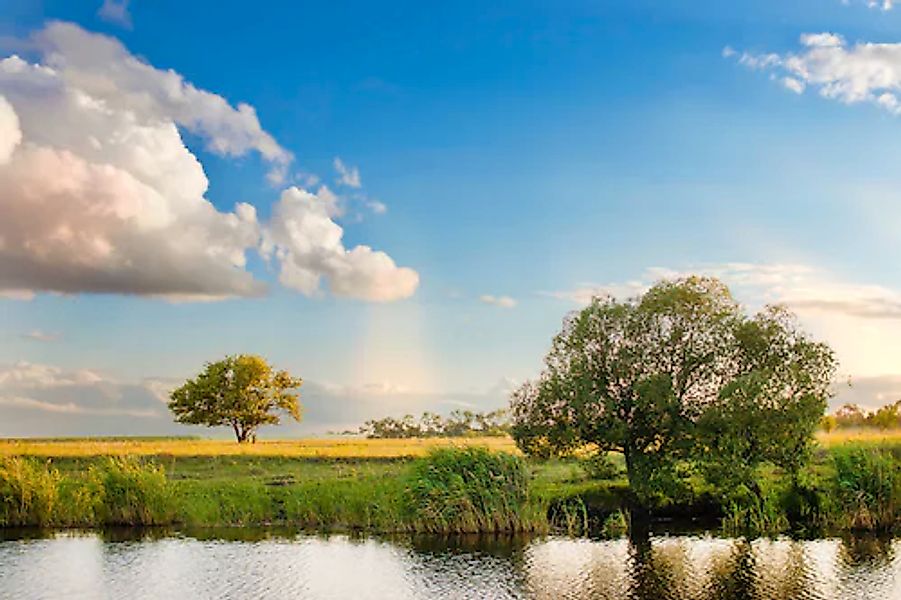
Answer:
[0,436,519,459]
[1,431,900,535]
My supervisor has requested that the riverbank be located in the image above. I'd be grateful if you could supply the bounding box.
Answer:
[1,434,900,534]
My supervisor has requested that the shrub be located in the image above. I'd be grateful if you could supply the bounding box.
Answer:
[0,457,60,527]
[404,447,534,533]
[90,457,174,526]
[581,452,621,480]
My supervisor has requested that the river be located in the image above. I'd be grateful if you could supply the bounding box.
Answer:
[0,529,899,599]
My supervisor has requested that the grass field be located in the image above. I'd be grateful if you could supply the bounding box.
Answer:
[0,430,897,459]
[815,429,901,447]
[0,436,519,458]
[1,431,899,533]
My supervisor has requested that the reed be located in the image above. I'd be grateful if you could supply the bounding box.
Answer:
[404,447,543,533]
[0,457,60,527]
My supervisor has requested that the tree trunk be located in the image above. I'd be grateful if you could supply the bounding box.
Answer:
[233,423,250,443]
[624,447,636,494]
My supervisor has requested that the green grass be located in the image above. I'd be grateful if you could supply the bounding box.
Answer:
[404,447,540,533]
[0,448,572,532]
[2,435,901,535]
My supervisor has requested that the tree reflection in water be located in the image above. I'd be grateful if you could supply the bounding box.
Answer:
[0,529,899,599]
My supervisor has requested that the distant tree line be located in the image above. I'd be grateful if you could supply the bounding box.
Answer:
[822,401,901,431]
[349,409,511,438]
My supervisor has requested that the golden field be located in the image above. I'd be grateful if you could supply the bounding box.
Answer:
[0,436,520,458]
[815,428,901,447]
[0,430,897,459]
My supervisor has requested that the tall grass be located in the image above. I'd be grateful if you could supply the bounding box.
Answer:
[831,446,900,530]
[0,457,60,527]
[404,447,541,533]
[89,457,174,526]
[721,493,789,537]
[0,457,173,527]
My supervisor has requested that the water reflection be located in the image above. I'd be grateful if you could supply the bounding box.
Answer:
[0,530,898,599]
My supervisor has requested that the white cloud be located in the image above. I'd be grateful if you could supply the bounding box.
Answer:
[264,187,418,301]
[0,95,21,163]
[547,263,901,320]
[0,23,417,303]
[97,0,132,28]
[842,0,894,10]
[367,199,388,215]
[35,22,291,168]
[333,157,362,188]
[0,361,160,418]
[799,33,845,48]
[730,32,901,115]
[782,77,806,94]
[479,294,517,309]
[21,329,61,342]
[0,25,270,300]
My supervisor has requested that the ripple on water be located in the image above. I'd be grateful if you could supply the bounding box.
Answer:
[0,532,900,599]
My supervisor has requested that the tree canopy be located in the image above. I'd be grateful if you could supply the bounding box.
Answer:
[168,355,302,442]
[510,276,836,505]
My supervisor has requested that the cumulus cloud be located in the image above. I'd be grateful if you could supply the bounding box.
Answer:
[0,95,21,163]
[97,0,132,28]
[264,187,419,301]
[333,157,361,188]
[479,294,517,309]
[0,24,272,300]
[0,22,417,302]
[35,22,291,167]
[729,32,901,115]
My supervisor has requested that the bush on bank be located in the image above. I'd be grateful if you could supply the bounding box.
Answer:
[404,447,540,533]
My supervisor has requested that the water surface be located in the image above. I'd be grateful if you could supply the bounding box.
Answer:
[0,530,899,599]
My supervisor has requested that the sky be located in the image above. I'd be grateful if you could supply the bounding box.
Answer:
[1,0,901,436]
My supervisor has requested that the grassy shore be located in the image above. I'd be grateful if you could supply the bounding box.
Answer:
[0,437,587,533]
[1,432,900,534]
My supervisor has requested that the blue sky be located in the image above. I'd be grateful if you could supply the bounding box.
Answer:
[1,0,901,435]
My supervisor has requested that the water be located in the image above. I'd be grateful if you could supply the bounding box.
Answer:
[1,530,900,599]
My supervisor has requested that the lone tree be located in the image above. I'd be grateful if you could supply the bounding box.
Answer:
[510,277,835,505]
[169,355,302,442]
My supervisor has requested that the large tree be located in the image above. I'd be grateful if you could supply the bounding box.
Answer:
[694,305,836,500]
[168,355,302,442]
[510,277,835,504]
